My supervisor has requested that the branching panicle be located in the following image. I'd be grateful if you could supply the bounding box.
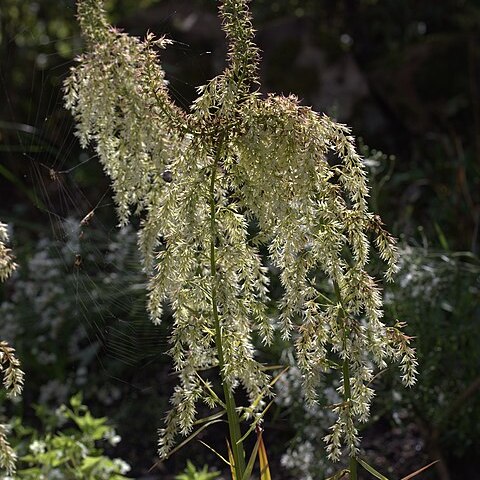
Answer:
[68,0,416,463]
[0,222,23,475]
[0,423,17,476]
[0,223,17,282]
[219,0,260,88]
[76,0,109,44]
[0,342,24,398]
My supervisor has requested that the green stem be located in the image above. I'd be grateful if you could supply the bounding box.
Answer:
[343,358,357,480]
[209,136,246,479]
[334,281,358,480]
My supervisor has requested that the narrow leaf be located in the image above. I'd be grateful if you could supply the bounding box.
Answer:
[193,410,226,426]
[250,367,289,411]
[241,436,261,480]
[164,419,223,459]
[226,440,236,480]
[401,460,439,480]
[198,440,230,466]
[357,458,390,480]
[257,429,271,480]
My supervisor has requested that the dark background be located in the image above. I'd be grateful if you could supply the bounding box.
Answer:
[1,1,479,479]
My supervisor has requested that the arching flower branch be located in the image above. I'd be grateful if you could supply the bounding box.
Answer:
[65,1,417,477]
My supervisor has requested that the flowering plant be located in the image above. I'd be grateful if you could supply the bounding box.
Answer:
[65,1,417,477]
[0,222,24,474]
[12,393,131,479]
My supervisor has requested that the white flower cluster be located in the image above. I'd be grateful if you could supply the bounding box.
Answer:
[67,0,417,462]
[104,428,122,446]
[393,245,443,301]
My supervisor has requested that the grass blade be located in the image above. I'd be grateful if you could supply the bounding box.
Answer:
[241,435,261,480]
[257,428,271,480]
[198,440,230,466]
[357,458,390,480]
[164,419,223,459]
[401,460,439,480]
[193,410,226,426]
[226,440,236,480]
[250,367,289,411]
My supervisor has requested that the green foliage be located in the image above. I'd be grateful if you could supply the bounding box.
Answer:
[384,246,480,457]
[175,460,220,480]
[11,393,131,479]
[0,221,175,471]
[0,0,75,59]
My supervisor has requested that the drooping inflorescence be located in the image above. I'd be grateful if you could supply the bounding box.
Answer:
[66,0,417,461]
[0,222,24,474]
[0,223,17,283]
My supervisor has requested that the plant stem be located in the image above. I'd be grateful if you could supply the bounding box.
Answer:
[343,358,357,480]
[209,136,247,479]
[334,281,358,480]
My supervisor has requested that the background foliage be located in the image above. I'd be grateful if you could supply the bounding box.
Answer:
[1,1,479,479]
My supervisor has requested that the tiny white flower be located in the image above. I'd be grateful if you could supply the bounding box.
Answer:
[104,428,122,446]
[29,439,47,454]
[113,458,131,475]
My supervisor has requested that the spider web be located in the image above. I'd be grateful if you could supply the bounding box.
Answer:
[2,100,172,405]
[0,6,285,474]
[0,5,218,410]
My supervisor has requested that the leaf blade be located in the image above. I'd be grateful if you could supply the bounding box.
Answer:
[401,460,439,480]
[258,429,271,480]
[357,458,390,480]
